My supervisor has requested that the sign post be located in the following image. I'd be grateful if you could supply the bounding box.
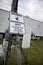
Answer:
[16,35,21,65]
[9,12,25,65]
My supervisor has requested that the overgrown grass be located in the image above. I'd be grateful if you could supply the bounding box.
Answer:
[0,38,3,44]
[0,39,43,65]
[0,57,3,65]
[7,39,43,65]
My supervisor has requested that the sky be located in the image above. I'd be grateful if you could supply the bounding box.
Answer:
[0,0,43,22]
[0,0,12,11]
[18,0,43,22]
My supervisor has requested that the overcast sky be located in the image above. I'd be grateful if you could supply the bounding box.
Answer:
[0,0,43,22]
[0,0,12,11]
[18,0,43,22]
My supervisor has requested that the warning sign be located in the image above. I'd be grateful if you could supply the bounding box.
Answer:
[9,12,25,34]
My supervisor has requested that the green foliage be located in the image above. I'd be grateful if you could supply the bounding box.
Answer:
[7,39,43,65]
[0,57,3,65]
[0,38,3,44]
[0,39,43,65]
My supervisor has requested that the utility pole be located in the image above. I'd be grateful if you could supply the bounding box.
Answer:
[11,0,18,12]
[11,0,21,65]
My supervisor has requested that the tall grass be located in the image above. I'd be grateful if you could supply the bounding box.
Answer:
[0,39,43,65]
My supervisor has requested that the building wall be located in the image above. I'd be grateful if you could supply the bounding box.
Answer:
[1,10,43,48]
[0,9,43,36]
[23,16,43,36]
[0,9,9,33]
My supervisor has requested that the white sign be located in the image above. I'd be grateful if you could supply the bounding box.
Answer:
[9,22,25,34]
[0,0,12,11]
[22,28,31,48]
[9,13,25,34]
[3,39,8,50]
[10,13,24,23]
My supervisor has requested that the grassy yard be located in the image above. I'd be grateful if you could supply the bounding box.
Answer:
[0,39,43,65]
[0,38,3,44]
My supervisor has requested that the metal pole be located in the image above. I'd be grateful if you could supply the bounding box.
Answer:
[11,0,22,65]
[11,0,18,12]
[3,51,8,65]
[3,30,9,65]
[16,34,21,65]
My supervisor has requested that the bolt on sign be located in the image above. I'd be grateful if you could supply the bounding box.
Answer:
[9,12,25,35]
